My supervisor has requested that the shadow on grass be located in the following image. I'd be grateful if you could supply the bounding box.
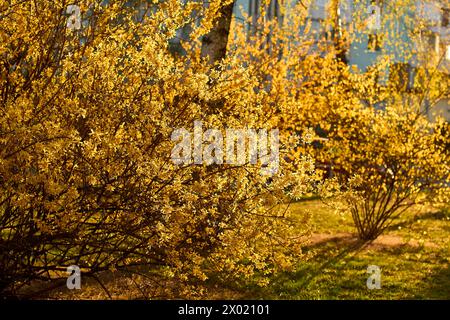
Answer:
[387,209,450,232]
[293,238,372,291]
[237,237,373,299]
[413,263,450,299]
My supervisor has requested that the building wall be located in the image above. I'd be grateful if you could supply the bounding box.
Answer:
[232,0,449,121]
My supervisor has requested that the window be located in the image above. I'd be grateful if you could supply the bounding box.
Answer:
[247,0,282,53]
[249,0,261,28]
[339,0,352,25]
[389,63,415,92]
[266,0,280,21]
[368,34,382,51]
[248,0,281,31]
[367,3,381,32]
[309,0,328,20]
[431,33,440,55]
[416,0,441,25]
[367,1,382,51]
[442,8,449,27]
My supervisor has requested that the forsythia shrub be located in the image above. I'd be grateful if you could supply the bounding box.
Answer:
[318,106,450,240]
[286,58,450,240]
[262,0,450,241]
[0,0,317,297]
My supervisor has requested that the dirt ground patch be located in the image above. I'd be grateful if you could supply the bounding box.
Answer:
[307,232,438,250]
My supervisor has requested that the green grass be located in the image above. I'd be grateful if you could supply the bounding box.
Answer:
[31,200,450,300]
[227,201,450,299]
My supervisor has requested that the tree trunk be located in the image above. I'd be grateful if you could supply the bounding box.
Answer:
[329,0,348,64]
[201,2,235,65]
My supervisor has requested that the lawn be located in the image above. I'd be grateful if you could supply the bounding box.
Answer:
[31,199,450,300]
[226,200,450,299]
